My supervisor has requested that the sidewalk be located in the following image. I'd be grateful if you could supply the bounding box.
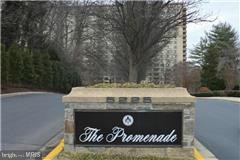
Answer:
[199,97,240,103]
[1,92,52,98]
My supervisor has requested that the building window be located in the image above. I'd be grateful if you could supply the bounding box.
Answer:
[153,73,159,77]
[166,62,170,67]
[153,63,159,67]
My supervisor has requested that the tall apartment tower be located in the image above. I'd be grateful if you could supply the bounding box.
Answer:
[146,8,187,84]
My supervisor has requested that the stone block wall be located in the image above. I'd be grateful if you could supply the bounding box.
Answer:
[62,88,195,159]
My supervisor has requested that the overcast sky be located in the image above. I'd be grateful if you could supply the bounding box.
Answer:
[187,0,240,58]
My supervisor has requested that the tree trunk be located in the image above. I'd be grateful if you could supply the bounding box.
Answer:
[128,58,138,82]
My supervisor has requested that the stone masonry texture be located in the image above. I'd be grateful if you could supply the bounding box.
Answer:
[63,88,195,159]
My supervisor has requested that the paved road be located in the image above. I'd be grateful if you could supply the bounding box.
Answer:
[195,98,240,160]
[1,93,64,150]
[1,93,239,160]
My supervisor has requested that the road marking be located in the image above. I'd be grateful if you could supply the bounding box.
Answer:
[194,147,204,160]
[43,139,64,160]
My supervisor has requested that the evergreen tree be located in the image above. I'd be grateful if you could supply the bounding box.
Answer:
[190,23,239,90]
[22,49,35,85]
[52,61,65,91]
[8,44,23,85]
[33,52,44,88]
[52,61,58,90]
[71,71,81,87]
[1,44,9,85]
[41,53,53,88]
[57,64,65,91]
[2,44,81,92]
[208,23,238,49]
[63,71,72,93]
[208,23,239,89]
[201,44,225,90]
[189,38,208,67]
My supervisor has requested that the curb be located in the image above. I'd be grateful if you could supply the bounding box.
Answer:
[43,139,64,160]
[194,148,204,160]
[194,138,218,160]
[40,130,64,158]
[1,92,52,98]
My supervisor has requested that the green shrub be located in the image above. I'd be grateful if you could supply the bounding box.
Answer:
[191,92,214,97]
[198,87,211,93]
[191,90,240,97]
[55,152,189,160]
[22,49,35,85]
[89,83,175,88]
[8,44,24,84]
[1,43,81,93]
[212,90,225,97]
[225,90,240,97]
[232,85,239,90]
[1,44,9,85]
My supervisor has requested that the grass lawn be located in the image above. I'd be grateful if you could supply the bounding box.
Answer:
[54,152,191,160]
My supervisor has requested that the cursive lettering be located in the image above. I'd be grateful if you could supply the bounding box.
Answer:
[79,127,103,142]
[78,126,178,144]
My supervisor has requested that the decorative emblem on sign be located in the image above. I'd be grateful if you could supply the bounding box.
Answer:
[122,115,134,126]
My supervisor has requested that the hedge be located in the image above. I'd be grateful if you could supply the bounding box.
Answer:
[89,83,175,88]
[191,90,240,97]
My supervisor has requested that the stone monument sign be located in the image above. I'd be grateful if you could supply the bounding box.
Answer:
[62,87,195,159]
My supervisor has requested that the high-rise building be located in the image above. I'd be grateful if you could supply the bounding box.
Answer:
[60,3,187,84]
[145,8,187,84]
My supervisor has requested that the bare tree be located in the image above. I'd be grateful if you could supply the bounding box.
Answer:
[218,47,240,90]
[1,1,53,49]
[94,0,210,82]
[2,0,211,85]
[70,2,111,85]
[108,33,130,82]
[166,62,201,92]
